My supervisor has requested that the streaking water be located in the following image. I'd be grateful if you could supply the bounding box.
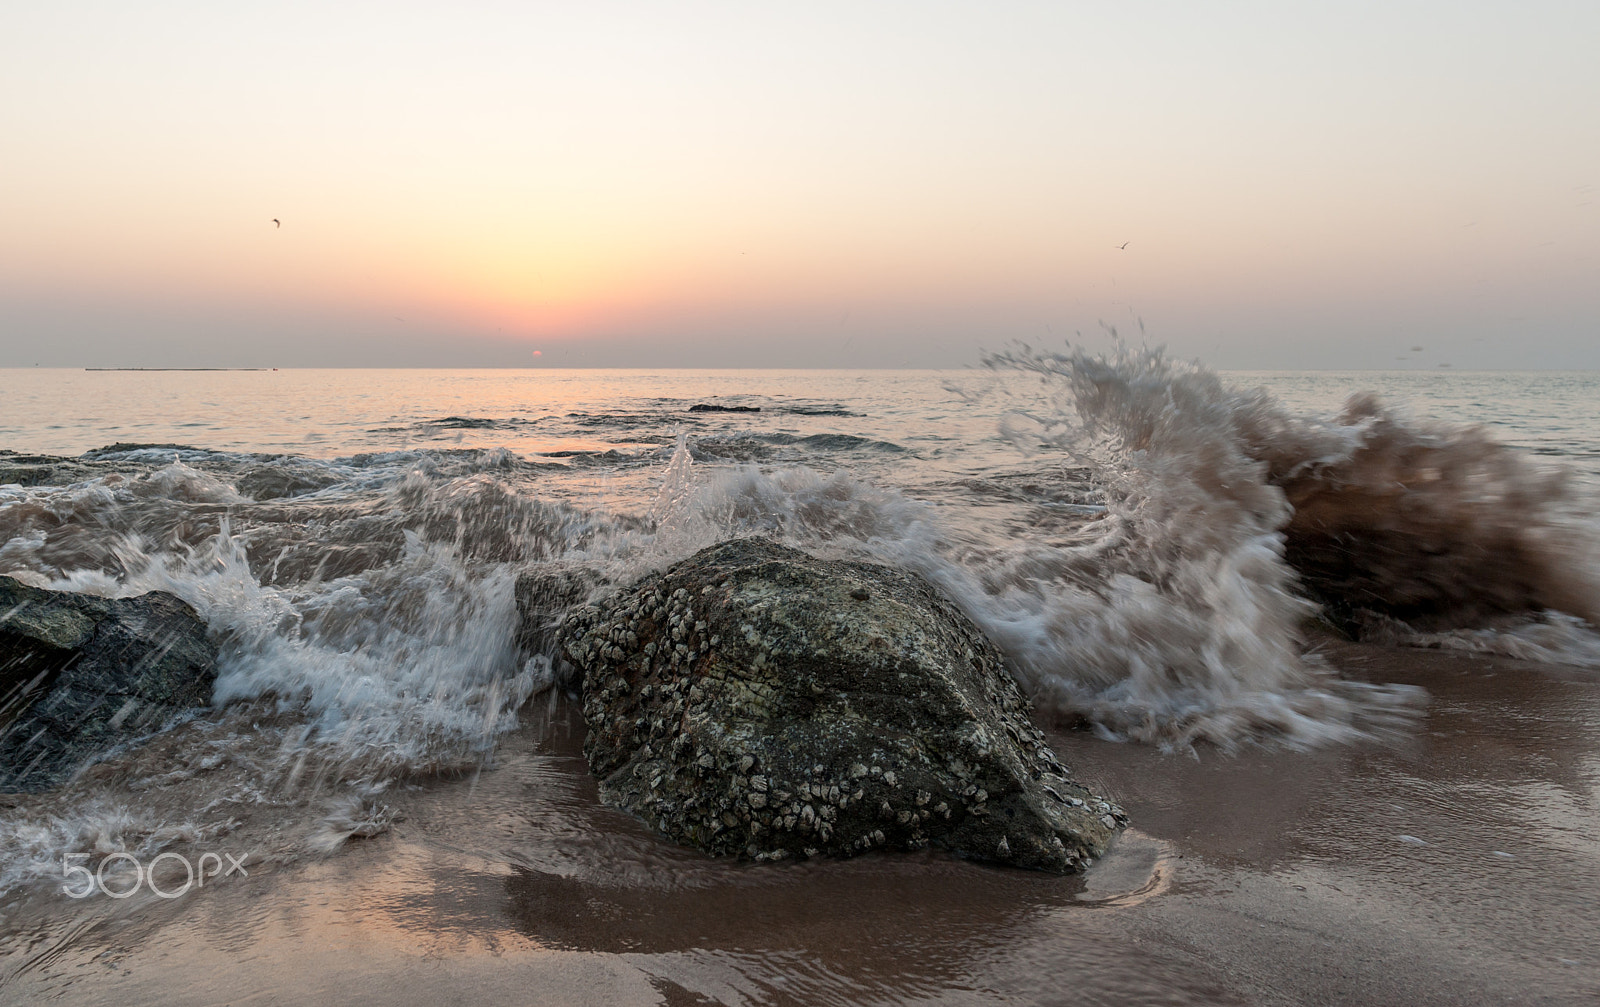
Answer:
[1,355,1598,894]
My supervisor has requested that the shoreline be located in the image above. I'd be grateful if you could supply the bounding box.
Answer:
[3,641,1595,1005]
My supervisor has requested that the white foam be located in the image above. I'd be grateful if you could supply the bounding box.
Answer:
[4,355,1597,893]
[635,346,1428,748]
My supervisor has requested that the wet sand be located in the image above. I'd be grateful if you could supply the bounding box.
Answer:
[3,642,1597,1006]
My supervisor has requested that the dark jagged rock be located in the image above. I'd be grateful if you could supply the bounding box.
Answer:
[0,449,193,489]
[687,404,760,413]
[556,538,1125,872]
[0,576,217,792]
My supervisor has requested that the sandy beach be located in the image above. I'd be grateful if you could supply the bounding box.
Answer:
[3,640,1594,1006]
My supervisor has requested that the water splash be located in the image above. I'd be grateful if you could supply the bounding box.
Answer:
[4,356,1598,896]
[0,459,565,894]
[651,432,697,534]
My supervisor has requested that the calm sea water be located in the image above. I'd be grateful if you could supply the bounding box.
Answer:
[4,367,1599,471]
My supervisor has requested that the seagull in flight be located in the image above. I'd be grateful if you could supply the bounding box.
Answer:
[1115,241,1130,249]
[273,219,280,228]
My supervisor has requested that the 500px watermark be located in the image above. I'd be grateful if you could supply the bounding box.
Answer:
[61,851,249,899]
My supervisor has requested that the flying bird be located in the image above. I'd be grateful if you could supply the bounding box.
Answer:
[273,219,280,228]
[1116,241,1130,249]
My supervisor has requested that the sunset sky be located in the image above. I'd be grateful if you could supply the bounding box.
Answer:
[3,1,1595,368]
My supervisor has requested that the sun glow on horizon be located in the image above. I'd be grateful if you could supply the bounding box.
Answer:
[2,1,1595,368]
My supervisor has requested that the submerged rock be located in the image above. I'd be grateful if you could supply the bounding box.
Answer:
[556,538,1125,872]
[0,450,106,488]
[234,459,345,501]
[0,461,55,487]
[0,576,217,792]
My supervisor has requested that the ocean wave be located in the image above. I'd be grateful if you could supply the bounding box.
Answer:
[783,404,863,417]
[0,462,578,892]
[562,411,676,430]
[641,438,1422,751]
[964,343,1599,733]
[5,352,1599,893]
[423,416,506,429]
[690,432,907,462]
[1269,393,1600,633]
[632,345,1598,747]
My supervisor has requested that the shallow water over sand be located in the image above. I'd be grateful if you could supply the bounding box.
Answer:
[3,643,1595,1006]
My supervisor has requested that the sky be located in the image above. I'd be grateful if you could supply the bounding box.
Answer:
[2,1,1595,369]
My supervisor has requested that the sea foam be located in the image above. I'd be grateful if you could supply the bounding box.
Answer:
[4,352,1599,894]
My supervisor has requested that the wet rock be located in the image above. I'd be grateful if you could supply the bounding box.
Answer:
[687,404,760,413]
[557,538,1125,872]
[81,442,202,458]
[0,449,178,488]
[0,576,217,792]
[0,450,106,488]
[0,462,55,487]
[234,459,345,501]
[515,566,607,660]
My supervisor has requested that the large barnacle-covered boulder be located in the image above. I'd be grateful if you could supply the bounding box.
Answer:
[0,576,217,792]
[554,538,1125,872]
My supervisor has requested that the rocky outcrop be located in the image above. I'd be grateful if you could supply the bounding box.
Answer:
[555,538,1125,872]
[0,576,217,792]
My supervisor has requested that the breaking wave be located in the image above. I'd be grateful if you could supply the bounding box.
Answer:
[4,348,1599,893]
[647,344,1600,748]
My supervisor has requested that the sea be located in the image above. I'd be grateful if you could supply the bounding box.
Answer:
[2,350,1598,1004]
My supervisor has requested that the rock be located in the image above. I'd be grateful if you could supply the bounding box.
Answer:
[234,459,344,500]
[0,576,217,792]
[81,442,201,458]
[514,566,607,661]
[0,462,56,487]
[556,538,1125,872]
[0,449,173,488]
[687,404,760,413]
